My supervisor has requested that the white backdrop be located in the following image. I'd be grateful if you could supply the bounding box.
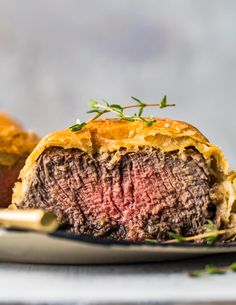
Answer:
[0,0,235,167]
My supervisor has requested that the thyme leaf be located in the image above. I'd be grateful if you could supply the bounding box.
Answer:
[146,119,156,127]
[109,104,124,111]
[138,106,144,117]
[69,122,87,132]
[229,262,236,271]
[205,219,217,231]
[205,265,226,275]
[120,117,136,122]
[189,271,204,278]
[204,220,218,244]
[86,109,100,114]
[167,232,186,243]
[131,96,145,105]
[160,95,167,108]
[145,239,158,244]
[88,100,98,107]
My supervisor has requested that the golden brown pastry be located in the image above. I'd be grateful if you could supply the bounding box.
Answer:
[0,112,39,207]
[12,118,236,241]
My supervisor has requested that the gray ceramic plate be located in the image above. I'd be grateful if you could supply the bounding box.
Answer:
[1,229,236,264]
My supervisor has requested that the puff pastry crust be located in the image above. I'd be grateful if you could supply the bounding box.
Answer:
[17,118,227,172]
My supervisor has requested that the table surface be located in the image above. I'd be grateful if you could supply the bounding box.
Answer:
[1,253,236,304]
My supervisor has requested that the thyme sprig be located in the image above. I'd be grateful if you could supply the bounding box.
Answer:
[189,262,236,277]
[145,220,235,245]
[69,96,175,132]
[164,228,230,244]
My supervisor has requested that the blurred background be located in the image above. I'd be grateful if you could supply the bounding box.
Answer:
[0,0,235,166]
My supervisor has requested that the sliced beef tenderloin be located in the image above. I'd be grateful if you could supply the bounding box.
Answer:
[20,147,215,241]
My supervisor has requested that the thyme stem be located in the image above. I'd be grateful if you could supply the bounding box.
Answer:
[122,103,175,110]
[87,110,108,123]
